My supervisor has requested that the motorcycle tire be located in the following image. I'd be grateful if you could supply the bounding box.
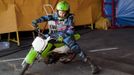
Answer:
[20,63,30,75]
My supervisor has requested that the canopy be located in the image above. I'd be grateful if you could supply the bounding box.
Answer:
[104,0,134,27]
[116,0,134,27]
[0,0,101,34]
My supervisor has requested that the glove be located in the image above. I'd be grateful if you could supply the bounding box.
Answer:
[57,36,63,42]
[34,27,40,32]
[32,20,38,28]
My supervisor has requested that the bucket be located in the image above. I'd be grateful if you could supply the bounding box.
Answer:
[0,42,10,51]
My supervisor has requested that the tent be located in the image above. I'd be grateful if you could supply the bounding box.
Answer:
[0,0,101,34]
[104,0,134,27]
[0,0,101,45]
[116,0,134,27]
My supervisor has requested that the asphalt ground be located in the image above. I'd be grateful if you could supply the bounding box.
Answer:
[0,28,134,75]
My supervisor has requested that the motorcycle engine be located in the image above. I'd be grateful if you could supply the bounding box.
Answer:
[44,52,61,64]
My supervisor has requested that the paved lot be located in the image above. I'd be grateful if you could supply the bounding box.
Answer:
[0,28,134,75]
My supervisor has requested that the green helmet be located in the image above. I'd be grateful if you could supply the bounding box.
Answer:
[56,1,70,11]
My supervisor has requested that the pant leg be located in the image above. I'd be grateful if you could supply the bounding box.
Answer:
[63,36,87,61]
[63,35,101,74]
[51,32,87,62]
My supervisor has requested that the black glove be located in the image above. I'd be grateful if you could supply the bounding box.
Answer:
[32,20,38,28]
[34,27,40,32]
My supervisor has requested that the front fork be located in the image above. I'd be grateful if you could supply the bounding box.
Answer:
[21,43,53,67]
[22,47,38,67]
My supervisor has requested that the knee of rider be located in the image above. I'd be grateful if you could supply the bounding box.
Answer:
[50,34,58,38]
[63,37,81,53]
[63,36,71,44]
[45,34,49,38]
[59,32,67,37]
[71,45,81,54]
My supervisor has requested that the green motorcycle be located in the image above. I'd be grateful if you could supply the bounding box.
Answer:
[20,23,80,75]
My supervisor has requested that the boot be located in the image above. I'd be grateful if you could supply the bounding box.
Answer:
[83,57,101,74]
[90,63,101,74]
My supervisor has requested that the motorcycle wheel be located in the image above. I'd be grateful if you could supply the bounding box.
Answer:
[20,63,30,75]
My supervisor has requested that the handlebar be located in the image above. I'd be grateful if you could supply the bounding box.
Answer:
[34,27,47,39]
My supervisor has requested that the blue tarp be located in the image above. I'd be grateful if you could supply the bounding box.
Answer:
[104,0,134,27]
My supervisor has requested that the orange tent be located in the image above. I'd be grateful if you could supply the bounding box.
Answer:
[0,0,101,45]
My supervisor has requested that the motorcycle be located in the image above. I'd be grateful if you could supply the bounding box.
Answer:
[20,21,80,75]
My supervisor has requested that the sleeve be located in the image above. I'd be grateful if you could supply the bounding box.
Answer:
[32,13,58,27]
[68,14,74,28]
[66,14,75,35]
[34,12,59,23]
[35,15,54,23]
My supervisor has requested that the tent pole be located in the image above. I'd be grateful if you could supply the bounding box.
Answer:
[8,31,20,46]
[8,33,10,42]
[16,31,20,46]
[32,31,35,39]
[88,23,94,30]
[0,34,1,40]
[90,24,94,30]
